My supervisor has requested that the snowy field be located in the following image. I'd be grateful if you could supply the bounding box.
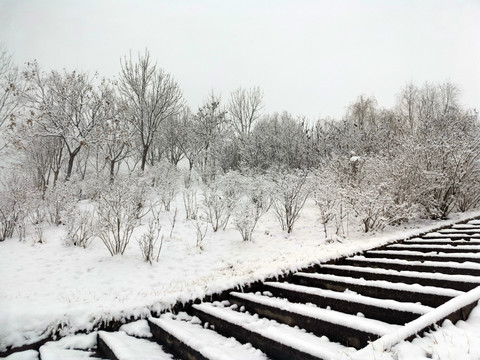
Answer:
[1,193,480,356]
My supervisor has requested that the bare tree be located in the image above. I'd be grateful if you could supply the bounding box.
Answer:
[396,82,419,130]
[96,89,134,183]
[175,107,203,171]
[0,45,22,150]
[227,86,263,137]
[21,134,64,192]
[23,63,111,179]
[119,50,183,171]
[347,94,377,130]
[193,94,227,181]
[160,113,185,166]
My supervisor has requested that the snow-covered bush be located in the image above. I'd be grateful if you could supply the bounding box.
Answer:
[44,180,79,226]
[151,160,180,211]
[193,216,208,250]
[270,169,311,233]
[0,190,17,242]
[128,171,151,219]
[138,216,163,264]
[456,175,480,212]
[64,206,96,248]
[393,108,480,219]
[181,168,199,220]
[312,171,339,240]
[95,177,142,256]
[234,199,262,242]
[346,186,391,232]
[201,173,243,232]
[181,168,197,189]
[342,157,417,232]
[216,171,244,229]
[183,188,198,220]
[78,175,110,201]
[32,223,46,244]
[0,171,35,242]
[233,174,272,241]
[202,184,230,232]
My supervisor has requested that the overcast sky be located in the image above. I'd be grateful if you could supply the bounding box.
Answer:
[1,0,479,120]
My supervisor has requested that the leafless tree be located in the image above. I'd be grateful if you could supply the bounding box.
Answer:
[396,82,419,130]
[227,86,263,137]
[96,89,135,183]
[160,113,185,166]
[0,45,22,150]
[347,94,377,130]
[175,107,203,171]
[119,50,183,171]
[23,62,111,179]
[21,135,64,192]
[193,94,227,181]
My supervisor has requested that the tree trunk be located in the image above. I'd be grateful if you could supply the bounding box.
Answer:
[66,147,81,180]
[141,144,149,171]
[110,160,116,184]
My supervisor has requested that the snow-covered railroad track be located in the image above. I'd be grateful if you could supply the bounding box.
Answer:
[10,218,480,360]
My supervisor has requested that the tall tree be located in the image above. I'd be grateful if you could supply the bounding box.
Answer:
[96,87,134,182]
[0,44,22,150]
[396,82,419,130]
[227,86,263,137]
[23,63,110,180]
[194,94,227,180]
[119,50,183,171]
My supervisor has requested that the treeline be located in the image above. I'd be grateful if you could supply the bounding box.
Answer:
[0,47,479,251]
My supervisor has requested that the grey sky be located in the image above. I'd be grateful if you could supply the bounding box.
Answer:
[1,0,479,120]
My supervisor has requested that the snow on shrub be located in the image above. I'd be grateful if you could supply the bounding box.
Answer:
[64,206,96,248]
[138,207,164,264]
[233,174,272,241]
[201,172,243,232]
[183,188,198,220]
[44,179,79,226]
[151,160,180,211]
[234,198,261,242]
[201,184,230,232]
[340,156,418,232]
[0,171,35,242]
[182,169,199,220]
[193,216,208,250]
[270,169,311,234]
[78,175,110,201]
[94,176,144,256]
[0,190,18,242]
[457,175,480,212]
[312,171,339,240]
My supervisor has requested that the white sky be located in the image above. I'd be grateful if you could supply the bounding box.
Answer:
[1,0,479,120]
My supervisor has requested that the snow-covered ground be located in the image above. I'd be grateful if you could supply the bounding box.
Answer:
[1,192,480,356]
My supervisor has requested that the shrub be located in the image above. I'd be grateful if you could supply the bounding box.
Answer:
[0,171,34,241]
[151,160,180,211]
[138,216,163,264]
[201,173,243,232]
[312,171,338,240]
[270,169,311,233]
[64,206,96,248]
[233,174,272,241]
[44,180,79,226]
[95,177,143,255]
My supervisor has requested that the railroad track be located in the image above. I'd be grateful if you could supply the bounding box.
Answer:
[9,219,480,359]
